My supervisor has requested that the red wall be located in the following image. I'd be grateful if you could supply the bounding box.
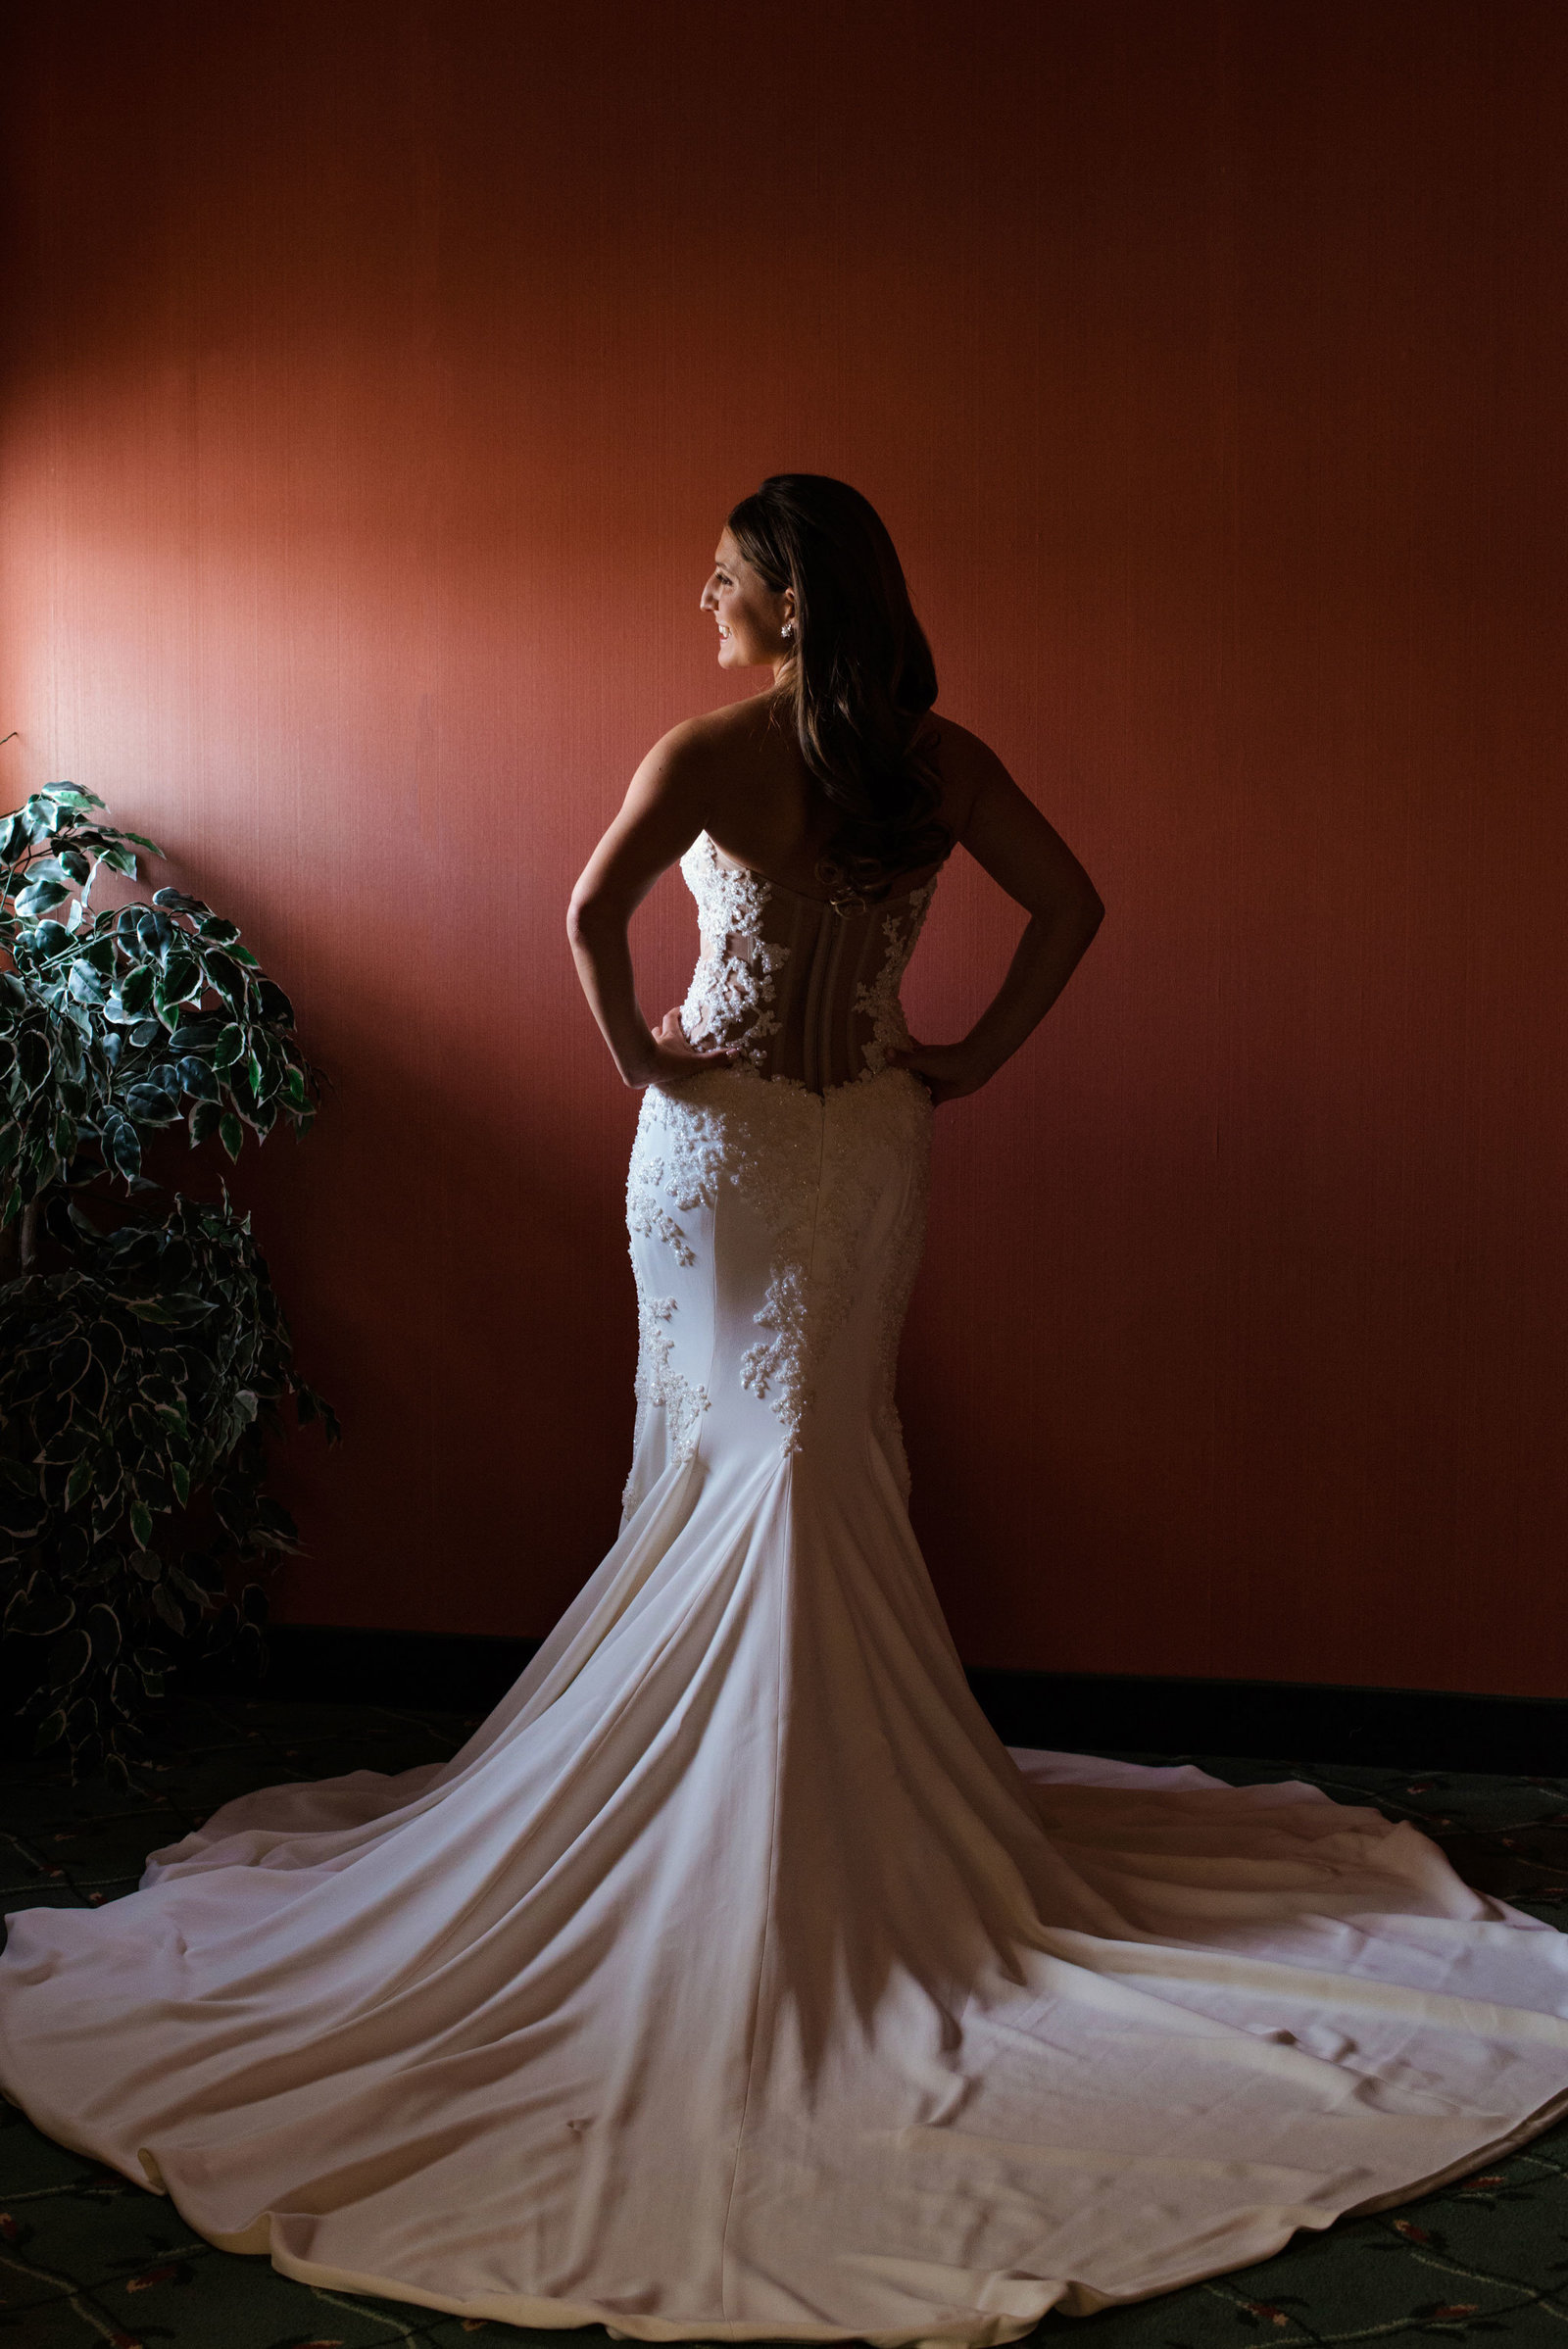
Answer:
[3,1,1564,1695]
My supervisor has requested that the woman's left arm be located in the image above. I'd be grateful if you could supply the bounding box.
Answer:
[887,733,1105,1104]
[567,724,739,1089]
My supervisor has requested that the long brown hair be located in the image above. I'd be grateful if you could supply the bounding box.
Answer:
[724,474,951,900]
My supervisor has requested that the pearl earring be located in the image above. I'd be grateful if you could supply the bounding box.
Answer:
[782,620,795,639]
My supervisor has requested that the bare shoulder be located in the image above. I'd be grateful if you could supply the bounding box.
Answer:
[684,692,777,753]
[637,694,767,788]
[636,708,721,777]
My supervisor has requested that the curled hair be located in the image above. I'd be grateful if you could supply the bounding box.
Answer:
[724,474,952,900]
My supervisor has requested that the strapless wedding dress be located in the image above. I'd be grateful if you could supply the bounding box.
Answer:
[2,832,1566,2343]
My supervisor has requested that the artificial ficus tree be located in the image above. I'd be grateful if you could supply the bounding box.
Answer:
[0,784,337,1782]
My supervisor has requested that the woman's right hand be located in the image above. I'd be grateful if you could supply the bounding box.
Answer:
[626,1008,739,1089]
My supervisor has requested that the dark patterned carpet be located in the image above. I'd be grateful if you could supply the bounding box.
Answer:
[1,1697,1565,2348]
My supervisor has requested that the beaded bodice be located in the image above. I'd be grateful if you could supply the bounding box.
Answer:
[676,830,939,1095]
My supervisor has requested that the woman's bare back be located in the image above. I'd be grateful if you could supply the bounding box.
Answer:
[686,689,972,902]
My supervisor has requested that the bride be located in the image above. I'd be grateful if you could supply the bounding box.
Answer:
[2,473,1566,2344]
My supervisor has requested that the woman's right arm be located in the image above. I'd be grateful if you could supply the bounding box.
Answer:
[567,723,738,1089]
[887,728,1105,1104]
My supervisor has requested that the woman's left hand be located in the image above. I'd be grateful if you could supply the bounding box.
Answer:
[884,1040,993,1105]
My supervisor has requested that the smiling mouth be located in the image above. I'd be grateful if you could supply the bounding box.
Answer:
[716,624,731,638]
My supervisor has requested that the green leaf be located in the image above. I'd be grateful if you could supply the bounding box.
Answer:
[119,1290,215,1325]
[85,1601,122,1662]
[15,877,70,917]
[31,1708,68,1753]
[64,1455,95,1510]
[106,1115,141,1181]
[128,1393,172,1442]
[160,951,201,1003]
[152,888,208,914]
[123,1083,180,1126]
[171,1458,190,1508]
[204,952,248,1009]
[189,1099,222,1148]
[4,1571,74,1639]
[169,1015,222,1052]
[213,1022,245,1071]
[132,1647,167,1697]
[150,1583,185,1635]
[67,959,109,1003]
[219,1110,243,1161]
[119,963,157,1015]
[129,1497,153,1548]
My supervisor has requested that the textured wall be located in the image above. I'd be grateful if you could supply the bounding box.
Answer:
[2,1,1564,1693]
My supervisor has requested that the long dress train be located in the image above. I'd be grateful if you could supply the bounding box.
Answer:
[1,831,1565,2343]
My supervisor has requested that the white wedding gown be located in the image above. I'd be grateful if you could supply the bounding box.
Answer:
[3,831,1567,2344]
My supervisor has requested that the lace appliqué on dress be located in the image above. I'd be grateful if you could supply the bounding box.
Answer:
[854,880,938,1078]
[628,1069,931,1476]
[626,1291,708,1496]
[677,834,788,1074]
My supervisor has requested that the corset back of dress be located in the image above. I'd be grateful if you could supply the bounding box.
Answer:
[677,830,939,1093]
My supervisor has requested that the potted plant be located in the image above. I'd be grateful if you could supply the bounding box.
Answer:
[0,782,338,1784]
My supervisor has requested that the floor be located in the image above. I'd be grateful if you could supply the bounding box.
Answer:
[1,1697,1565,2349]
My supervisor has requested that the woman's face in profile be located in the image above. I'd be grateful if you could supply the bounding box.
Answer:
[700,528,789,670]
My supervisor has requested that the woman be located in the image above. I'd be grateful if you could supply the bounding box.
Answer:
[1,475,1565,2344]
